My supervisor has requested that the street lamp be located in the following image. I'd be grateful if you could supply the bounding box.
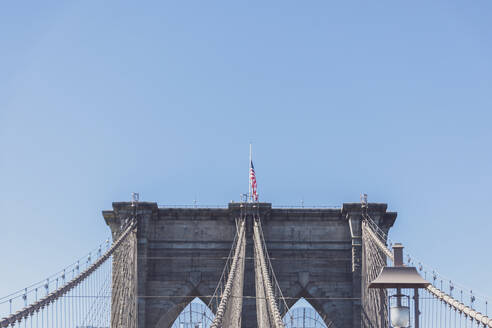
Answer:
[369,243,430,328]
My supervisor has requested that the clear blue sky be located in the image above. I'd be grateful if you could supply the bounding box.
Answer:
[1,0,491,304]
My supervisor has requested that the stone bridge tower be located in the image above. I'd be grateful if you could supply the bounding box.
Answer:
[103,202,396,328]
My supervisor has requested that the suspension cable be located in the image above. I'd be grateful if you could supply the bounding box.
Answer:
[362,219,492,327]
[207,221,241,312]
[0,220,136,327]
[210,218,246,328]
[253,217,285,328]
[256,216,291,317]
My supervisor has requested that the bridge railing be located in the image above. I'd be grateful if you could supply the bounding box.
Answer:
[158,204,229,209]
[158,204,341,209]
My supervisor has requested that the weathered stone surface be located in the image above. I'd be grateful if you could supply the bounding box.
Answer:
[104,201,396,328]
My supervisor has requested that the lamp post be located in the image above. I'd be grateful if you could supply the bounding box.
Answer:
[369,243,430,328]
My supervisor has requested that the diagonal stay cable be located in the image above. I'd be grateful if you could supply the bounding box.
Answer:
[256,216,291,317]
[210,218,245,328]
[0,220,136,327]
[253,217,285,328]
[207,218,241,313]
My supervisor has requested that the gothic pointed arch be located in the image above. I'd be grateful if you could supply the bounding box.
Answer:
[153,278,217,328]
[283,297,335,328]
[170,297,215,328]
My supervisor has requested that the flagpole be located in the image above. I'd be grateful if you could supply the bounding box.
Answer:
[248,143,252,203]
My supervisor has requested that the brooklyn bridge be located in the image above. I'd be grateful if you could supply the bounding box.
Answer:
[1,197,490,327]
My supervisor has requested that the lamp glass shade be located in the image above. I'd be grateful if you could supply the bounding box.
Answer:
[390,306,410,327]
[388,294,411,328]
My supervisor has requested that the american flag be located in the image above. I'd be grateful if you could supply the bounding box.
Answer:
[250,160,258,202]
